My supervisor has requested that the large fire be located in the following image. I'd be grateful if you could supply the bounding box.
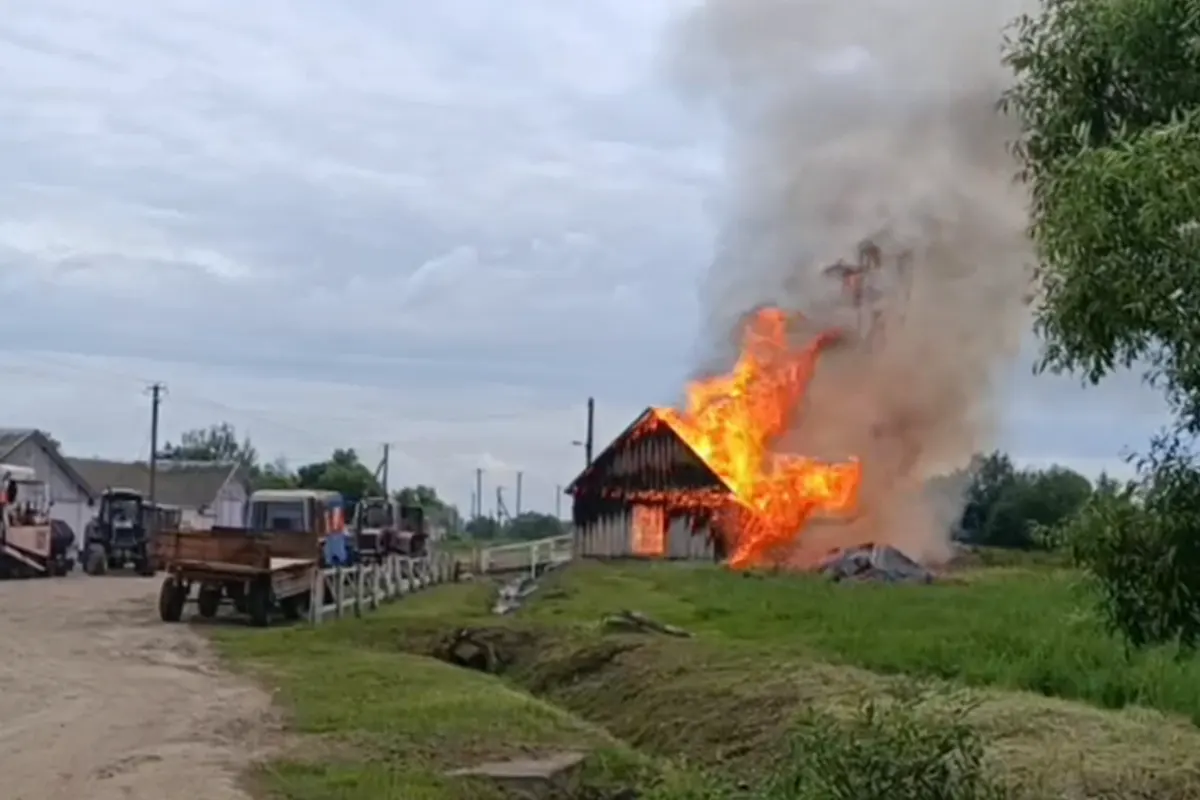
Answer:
[656,306,862,568]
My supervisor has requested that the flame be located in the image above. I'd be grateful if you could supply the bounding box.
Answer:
[657,307,862,568]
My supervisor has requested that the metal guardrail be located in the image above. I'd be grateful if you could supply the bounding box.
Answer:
[309,551,456,625]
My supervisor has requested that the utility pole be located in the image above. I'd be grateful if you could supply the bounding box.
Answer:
[555,484,562,519]
[585,396,595,466]
[515,471,523,517]
[381,443,390,496]
[475,468,483,520]
[146,383,166,540]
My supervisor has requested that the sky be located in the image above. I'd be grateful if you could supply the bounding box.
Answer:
[0,0,1171,516]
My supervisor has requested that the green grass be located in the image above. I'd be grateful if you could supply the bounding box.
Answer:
[213,560,1200,799]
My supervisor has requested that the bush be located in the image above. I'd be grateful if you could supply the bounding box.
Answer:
[1058,434,1200,651]
[766,688,1006,800]
[644,687,1007,800]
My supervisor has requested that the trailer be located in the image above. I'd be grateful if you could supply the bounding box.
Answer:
[156,488,349,626]
[156,527,319,626]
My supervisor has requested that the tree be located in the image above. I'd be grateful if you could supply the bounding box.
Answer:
[465,515,501,540]
[296,449,381,501]
[161,423,258,467]
[1002,0,1200,429]
[393,485,460,534]
[255,458,298,490]
[504,512,565,541]
[1003,0,1200,648]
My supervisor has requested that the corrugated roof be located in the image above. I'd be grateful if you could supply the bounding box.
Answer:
[66,458,242,509]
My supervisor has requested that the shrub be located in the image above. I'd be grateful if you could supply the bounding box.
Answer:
[1059,434,1200,651]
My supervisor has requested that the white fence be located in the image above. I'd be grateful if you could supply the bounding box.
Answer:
[306,535,576,625]
[474,534,575,576]
[308,551,456,625]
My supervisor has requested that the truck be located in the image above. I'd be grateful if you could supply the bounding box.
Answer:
[156,488,349,626]
[0,463,73,578]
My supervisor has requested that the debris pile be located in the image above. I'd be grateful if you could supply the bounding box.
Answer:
[600,609,692,638]
[817,543,933,584]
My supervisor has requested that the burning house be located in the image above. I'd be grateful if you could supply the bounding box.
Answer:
[565,408,733,561]
[566,245,917,570]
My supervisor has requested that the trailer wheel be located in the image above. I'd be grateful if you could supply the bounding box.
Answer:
[159,577,186,623]
[246,580,271,628]
[84,545,107,576]
[280,591,311,621]
[196,586,221,619]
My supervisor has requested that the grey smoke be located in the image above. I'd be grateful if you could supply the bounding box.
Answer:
[669,0,1035,562]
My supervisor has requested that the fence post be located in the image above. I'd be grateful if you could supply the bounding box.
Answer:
[335,566,345,619]
[310,566,323,625]
[354,564,364,617]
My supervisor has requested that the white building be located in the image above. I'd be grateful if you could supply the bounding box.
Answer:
[67,458,249,529]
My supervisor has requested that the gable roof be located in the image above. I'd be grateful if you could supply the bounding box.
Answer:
[0,428,96,498]
[564,407,732,496]
[66,458,245,509]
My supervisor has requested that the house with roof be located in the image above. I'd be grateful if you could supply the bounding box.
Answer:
[66,458,250,530]
[0,429,96,538]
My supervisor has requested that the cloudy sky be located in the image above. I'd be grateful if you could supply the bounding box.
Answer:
[0,0,1169,515]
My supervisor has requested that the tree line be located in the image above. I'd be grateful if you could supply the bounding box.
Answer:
[159,422,565,542]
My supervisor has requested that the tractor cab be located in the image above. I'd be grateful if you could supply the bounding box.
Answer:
[245,488,353,567]
[350,496,395,563]
[84,487,156,576]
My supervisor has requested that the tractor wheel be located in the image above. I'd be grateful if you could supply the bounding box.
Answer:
[246,580,271,628]
[280,591,311,621]
[135,552,156,577]
[84,545,107,576]
[158,577,186,623]
[196,586,221,619]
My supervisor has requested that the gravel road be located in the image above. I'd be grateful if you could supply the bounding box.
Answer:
[0,574,279,800]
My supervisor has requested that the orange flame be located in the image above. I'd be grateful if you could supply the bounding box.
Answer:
[657,307,862,568]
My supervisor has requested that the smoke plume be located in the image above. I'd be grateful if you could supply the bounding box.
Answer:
[671,0,1035,562]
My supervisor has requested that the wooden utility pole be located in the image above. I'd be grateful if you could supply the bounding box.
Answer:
[515,471,523,516]
[555,484,562,519]
[585,397,595,466]
[381,443,390,496]
[146,383,165,539]
[475,468,483,519]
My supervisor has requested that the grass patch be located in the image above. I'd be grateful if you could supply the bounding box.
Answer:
[214,560,1200,798]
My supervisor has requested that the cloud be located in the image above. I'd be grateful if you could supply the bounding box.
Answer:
[0,0,1172,513]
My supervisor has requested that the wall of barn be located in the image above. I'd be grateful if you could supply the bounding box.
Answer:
[573,506,716,561]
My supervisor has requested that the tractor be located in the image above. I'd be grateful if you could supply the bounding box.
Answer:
[83,488,167,576]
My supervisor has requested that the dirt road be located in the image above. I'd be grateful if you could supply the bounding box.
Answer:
[0,574,278,800]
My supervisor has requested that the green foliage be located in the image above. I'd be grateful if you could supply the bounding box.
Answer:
[296,448,382,501]
[1059,435,1200,650]
[1002,0,1200,429]
[765,691,1005,800]
[394,485,460,533]
[956,451,1093,548]
[505,512,565,541]
[162,422,258,466]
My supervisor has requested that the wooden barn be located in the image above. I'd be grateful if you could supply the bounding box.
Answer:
[565,408,733,561]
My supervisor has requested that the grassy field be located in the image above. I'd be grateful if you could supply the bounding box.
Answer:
[213,559,1200,799]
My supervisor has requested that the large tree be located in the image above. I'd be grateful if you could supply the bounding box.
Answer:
[1002,0,1200,429]
[161,423,258,467]
[295,448,382,501]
